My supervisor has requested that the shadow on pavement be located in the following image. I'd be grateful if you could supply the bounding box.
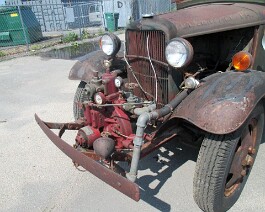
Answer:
[135,138,200,211]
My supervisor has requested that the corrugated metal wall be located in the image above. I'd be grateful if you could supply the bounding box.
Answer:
[102,0,174,28]
[4,0,174,31]
[138,0,173,16]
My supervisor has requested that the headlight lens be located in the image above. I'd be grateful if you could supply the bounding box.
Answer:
[232,51,252,71]
[165,38,193,68]
[100,34,121,56]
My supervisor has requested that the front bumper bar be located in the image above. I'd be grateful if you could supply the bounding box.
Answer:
[35,114,140,201]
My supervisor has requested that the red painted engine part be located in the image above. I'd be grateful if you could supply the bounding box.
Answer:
[84,106,106,128]
[104,106,133,149]
[102,72,118,95]
[75,126,101,148]
[122,135,135,149]
[83,104,133,149]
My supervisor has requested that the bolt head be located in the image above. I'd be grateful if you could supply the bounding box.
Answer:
[248,147,256,155]
[246,155,254,166]
[241,170,247,176]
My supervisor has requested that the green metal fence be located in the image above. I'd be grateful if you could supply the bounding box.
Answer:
[0,0,175,61]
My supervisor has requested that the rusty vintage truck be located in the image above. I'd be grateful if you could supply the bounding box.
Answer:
[35,0,265,211]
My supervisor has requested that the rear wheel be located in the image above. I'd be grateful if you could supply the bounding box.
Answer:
[193,104,264,212]
[73,81,88,120]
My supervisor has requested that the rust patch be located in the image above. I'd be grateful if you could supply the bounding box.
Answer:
[172,70,265,134]
[157,3,265,38]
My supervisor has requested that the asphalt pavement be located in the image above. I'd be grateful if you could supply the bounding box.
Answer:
[0,55,264,212]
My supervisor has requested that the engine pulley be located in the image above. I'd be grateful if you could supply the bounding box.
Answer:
[75,126,101,148]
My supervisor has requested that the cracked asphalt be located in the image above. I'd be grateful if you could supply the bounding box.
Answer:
[0,56,264,212]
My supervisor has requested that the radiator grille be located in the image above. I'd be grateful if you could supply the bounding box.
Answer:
[126,30,168,106]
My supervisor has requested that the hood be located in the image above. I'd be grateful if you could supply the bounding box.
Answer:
[127,3,265,39]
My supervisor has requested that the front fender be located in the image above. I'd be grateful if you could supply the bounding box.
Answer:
[172,70,265,134]
[69,50,108,81]
[68,50,126,82]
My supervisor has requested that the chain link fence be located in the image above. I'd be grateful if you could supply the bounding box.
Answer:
[0,0,176,60]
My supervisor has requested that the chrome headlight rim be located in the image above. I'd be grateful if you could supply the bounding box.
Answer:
[165,37,194,68]
[100,33,121,57]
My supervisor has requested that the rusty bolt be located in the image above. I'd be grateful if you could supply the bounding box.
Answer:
[245,155,254,166]
[248,147,256,155]
[241,170,247,177]
[242,158,247,166]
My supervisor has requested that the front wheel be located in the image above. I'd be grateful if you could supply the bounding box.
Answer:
[73,81,88,120]
[193,104,264,212]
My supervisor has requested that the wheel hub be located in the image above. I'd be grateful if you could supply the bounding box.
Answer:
[224,119,258,197]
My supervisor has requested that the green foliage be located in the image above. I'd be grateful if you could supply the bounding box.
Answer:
[30,41,60,51]
[81,29,94,39]
[30,44,43,51]
[62,32,78,43]
[0,51,6,57]
[97,28,105,36]
[71,42,79,47]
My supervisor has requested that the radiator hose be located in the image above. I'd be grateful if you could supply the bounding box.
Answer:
[126,89,190,182]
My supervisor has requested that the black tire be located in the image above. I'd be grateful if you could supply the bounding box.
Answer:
[193,104,264,212]
[73,81,88,120]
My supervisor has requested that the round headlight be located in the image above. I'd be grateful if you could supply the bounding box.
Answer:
[165,38,193,68]
[100,34,121,56]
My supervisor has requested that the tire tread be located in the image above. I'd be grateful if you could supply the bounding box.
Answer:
[73,81,88,120]
[193,134,235,212]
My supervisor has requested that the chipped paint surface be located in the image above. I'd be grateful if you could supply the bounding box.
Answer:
[128,3,265,38]
[159,3,265,37]
[172,70,265,134]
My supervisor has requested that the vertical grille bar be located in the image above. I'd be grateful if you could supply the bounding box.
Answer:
[126,30,168,107]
